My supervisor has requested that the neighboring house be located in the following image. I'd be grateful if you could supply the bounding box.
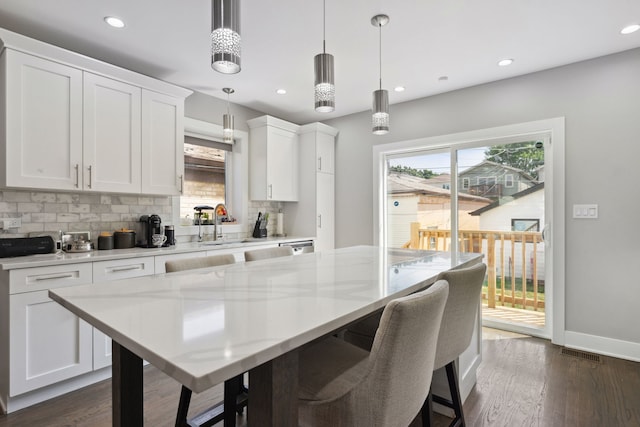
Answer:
[469,182,545,232]
[387,173,491,247]
[459,160,537,201]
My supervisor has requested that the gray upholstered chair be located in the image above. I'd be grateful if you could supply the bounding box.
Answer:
[244,245,293,262]
[344,262,487,427]
[166,254,244,427]
[165,253,236,273]
[297,280,450,427]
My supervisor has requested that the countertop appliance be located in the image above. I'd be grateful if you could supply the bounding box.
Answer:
[278,240,314,255]
[138,214,164,248]
[0,236,55,257]
[62,231,93,253]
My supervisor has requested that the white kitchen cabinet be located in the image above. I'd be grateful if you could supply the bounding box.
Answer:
[0,49,83,190]
[92,257,155,370]
[247,115,299,202]
[83,73,142,193]
[7,263,93,396]
[284,123,338,252]
[0,29,191,195]
[141,90,185,195]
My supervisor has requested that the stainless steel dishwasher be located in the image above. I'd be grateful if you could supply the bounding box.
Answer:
[279,240,314,255]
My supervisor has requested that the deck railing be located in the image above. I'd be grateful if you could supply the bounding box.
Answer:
[407,223,544,311]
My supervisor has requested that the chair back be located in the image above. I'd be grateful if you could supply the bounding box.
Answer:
[244,246,293,262]
[433,262,487,370]
[364,280,449,426]
[165,253,235,273]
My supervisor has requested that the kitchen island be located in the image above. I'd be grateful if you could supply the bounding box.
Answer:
[49,246,483,426]
[0,235,311,414]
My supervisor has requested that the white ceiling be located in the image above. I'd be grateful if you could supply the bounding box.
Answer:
[1,0,639,124]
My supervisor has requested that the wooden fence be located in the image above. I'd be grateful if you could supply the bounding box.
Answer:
[407,223,544,311]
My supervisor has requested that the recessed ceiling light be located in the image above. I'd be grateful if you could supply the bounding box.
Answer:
[104,16,125,28]
[394,86,405,92]
[498,58,514,67]
[276,89,287,95]
[621,24,640,35]
[438,76,449,82]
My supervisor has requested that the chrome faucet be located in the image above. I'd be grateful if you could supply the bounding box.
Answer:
[213,203,227,241]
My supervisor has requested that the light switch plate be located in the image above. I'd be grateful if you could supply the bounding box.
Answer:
[573,204,598,219]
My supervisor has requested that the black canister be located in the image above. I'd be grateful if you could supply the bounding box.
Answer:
[98,234,114,250]
[164,225,175,245]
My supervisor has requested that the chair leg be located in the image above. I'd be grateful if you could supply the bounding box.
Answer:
[224,376,241,426]
[421,388,434,427]
[444,361,465,427]
[175,385,192,427]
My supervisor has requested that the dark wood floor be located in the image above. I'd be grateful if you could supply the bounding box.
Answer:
[1,329,639,426]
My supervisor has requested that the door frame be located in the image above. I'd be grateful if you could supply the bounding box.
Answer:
[373,117,565,345]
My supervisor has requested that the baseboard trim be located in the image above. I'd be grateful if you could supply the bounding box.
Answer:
[564,331,640,363]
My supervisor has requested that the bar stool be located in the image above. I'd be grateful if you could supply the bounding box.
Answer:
[297,281,450,426]
[166,254,246,427]
[344,263,487,427]
[243,246,293,261]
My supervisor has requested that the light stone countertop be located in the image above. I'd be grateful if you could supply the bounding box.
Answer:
[49,246,482,393]
[0,236,311,270]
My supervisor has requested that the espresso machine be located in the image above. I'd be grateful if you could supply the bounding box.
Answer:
[138,214,163,247]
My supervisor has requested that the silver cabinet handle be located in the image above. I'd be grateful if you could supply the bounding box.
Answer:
[74,164,79,188]
[179,174,184,194]
[318,157,322,171]
[35,273,75,281]
[109,265,143,273]
[88,165,93,188]
[318,214,322,229]
[268,184,273,199]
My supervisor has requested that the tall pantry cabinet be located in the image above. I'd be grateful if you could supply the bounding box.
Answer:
[284,123,338,252]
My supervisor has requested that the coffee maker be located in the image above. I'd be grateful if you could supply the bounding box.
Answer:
[138,214,163,247]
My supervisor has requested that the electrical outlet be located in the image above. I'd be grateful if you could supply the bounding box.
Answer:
[1,218,21,229]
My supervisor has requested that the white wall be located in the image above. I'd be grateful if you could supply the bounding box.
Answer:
[325,48,640,358]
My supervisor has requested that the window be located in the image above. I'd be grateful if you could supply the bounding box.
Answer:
[180,135,231,225]
[477,176,496,186]
[505,174,514,188]
[511,218,540,232]
[462,178,470,190]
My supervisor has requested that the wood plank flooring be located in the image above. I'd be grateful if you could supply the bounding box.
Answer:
[1,329,639,426]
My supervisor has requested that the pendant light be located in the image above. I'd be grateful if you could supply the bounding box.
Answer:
[314,0,335,112]
[211,0,241,74]
[371,14,389,135]
[222,88,234,143]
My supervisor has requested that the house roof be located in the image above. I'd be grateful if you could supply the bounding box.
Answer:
[459,160,537,182]
[387,173,491,202]
[469,182,545,215]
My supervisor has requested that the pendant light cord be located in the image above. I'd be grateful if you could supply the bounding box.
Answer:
[322,0,326,54]
[378,22,382,91]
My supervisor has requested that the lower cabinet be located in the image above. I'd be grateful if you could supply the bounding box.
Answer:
[7,263,93,396]
[9,290,93,396]
[92,257,155,369]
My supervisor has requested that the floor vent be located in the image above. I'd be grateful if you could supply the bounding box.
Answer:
[560,347,602,363]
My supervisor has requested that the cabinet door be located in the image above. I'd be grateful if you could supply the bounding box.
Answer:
[92,257,155,370]
[141,90,184,195]
[316,132,335,174]
[4,49,83,190]
[266,127,298,201]
[316,172,335,252]
[83,73,141,193]
[9,290,93,395]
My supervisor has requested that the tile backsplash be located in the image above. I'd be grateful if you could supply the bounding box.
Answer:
[0,189,284,242]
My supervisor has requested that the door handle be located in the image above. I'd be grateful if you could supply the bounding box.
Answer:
[87,165,93,189]
[318,157,322,171]
[268,184,273,199]
[318,214,322,229]
[74,164,79,188]
[179,174,184,194]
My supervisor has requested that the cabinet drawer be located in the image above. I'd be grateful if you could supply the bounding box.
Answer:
[92,257,154,283]
[9,263,93,294]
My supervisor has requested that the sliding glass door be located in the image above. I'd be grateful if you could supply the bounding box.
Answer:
[382,138,549,338]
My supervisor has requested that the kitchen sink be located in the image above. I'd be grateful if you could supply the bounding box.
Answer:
[200,239,251,246]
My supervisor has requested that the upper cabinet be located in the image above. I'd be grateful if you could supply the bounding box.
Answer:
[0,28,191,195]
[247,115,299,202]
[1,49,84,191]
[141,90,184,196]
